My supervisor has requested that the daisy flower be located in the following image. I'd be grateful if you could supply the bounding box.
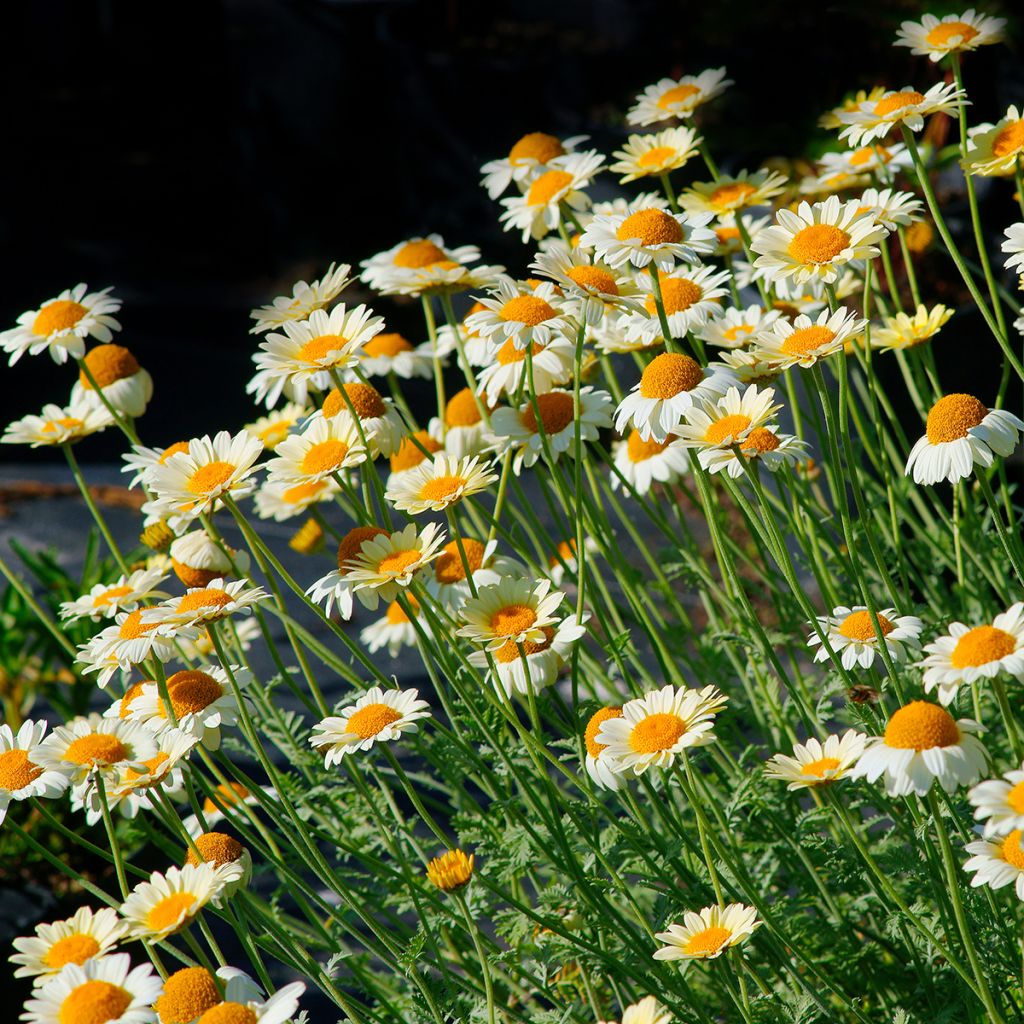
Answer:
[309,687,431,766]
[964,106,1024,177]
[627,68,733,126]
[305,524,389,619]
[764,731,868,790]
[427,537,522,610]
[59,569,169,624]
[360,236,480,292]
[697,305,781,350]
[816,142,912,178]
[610,126,702,184]
[466,277,574,351]
[70,344,153,418]
[34,715,158,787]
[969,763,1024,838]
[480,131,588,199]
[121,440,194,488]
[144,430,264,525]
[120,862,224,941]
[177,974,304,1024]
[837,83,967,146]
[343,522,447,610]
[905,393,1024,485]
[678,169,788,217]
[358,331,435,380]
[438,387,492,459]
[751,196,886,286]
[623,265,731,345]
[871,304,953,352]
[248,262,353,334]
[819,87,889,130]
[698,423,808,477]
[152,965,259,1024]
[580,207,716,271]
[248,304,384,408]
[752,307,866,369]
[322,381,406,457]
[615,352,736,443]
[529,243,644,324]
[596,684,727,775]
[386,453,498,513]
[489,387,613,472]
[2,399,113,448]
[964,830,1024,901]
[0,721,71,825]
[583,707,625,791]
[895,10,1005,62]
[852,700,988,796]
[264,414,366,487]
[476,335,575,406]
[11,906,128,985]
[920,604,1024,705]
[243,400,311,451]
[807,606,923,670]
[169,529,250,589]
[458,577,566,652]
[653,904,760,961]
[76,609,193,689]
[599,997,672,1024]
[611,431,689,495]
[20,953,162,1024]
[500,150,605,241]
[675,384,781,458]
[856,187,924,231]
[360,596,425,657]
[1003,223,1024,274]
[254,476,339,521]
[1,284,121,365]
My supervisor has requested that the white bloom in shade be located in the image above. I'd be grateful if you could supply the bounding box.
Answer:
[76,609,195,689]
[764,731,868,790]
[752,196,886,286]
[807,606,923,670]
[386,453,498,514]
[615,352,736,443]
[361,596,426,657]
[895,10,1004,61]
[182,781,273,838]
[599,996,672,1024]
[529,243,645,324]
[697,305,781,350]
[427,537,523,610]
[480,131,589,199]
[698,424,808,477]
[59,568,169,623]
[963,831,1024,900]
[627,68,733,127]
[476,334,575,406]
[612,431,689,495]
[144,431,264,526]
[20,953,162,1024]
[321,381,407,457]
[466,277,574,351]
[310,687,431,765]
[0,721,71,825]
[871,304,953,353]
[254,475,339,521]
[70,344,153,418]
[675,384,781,453]
[11,906,128,985]
[306,524,390,619]
[837,83,967,146]
[249,262,353,334]
[623,265,732,346]
[653,903,760,961]
[919,604,1024,705]
[751,306,866,369]
[248,303,384,408]
[356,330,435,379]
[610,126,702,183]
[360,235,481,292]
[457,577,566,652]
[580,208,716,272]
[583,707,625,791]
[264,413,366,487]
[169,529,250,589]
[244,400,312,451]
[489,387,613,472]
[1002,223,1024,273]
[119,862,224,941]
[1,284,121,365]
[856,187,923,231]
[343,522,447,610]
[905,393,1024,485]
[969,763,1024,838]
[500,150,605,241]
[852,700,988,796]
[143,578,268,629]
[596,684,728,775]
[2,399,113,448]
[34,715,158,787]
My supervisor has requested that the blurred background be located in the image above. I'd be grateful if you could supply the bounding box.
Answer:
[1,0,1020,461]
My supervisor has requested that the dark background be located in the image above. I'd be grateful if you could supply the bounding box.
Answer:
[1,0,1021,462]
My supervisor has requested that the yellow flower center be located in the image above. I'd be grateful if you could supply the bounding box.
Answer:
[710,182,756,210]
[500,295,558,326]
[949,625,1016,668]
[522,392,575,435]
[849,145,885,167]
[565,265,618,294]
[163,670,224,716]
[203,782,250,814]
[509,132,565,165]
[186,831,244,867]
[59,980,132,1024]
[493,626,556,663]
[628,712,687,753]
[786,224,851,265]
[639,353,704,399]
[122,752,170,783]
[992,120,1024,158]
[780,325,836,357]
[346,703,403,739]
[186,461,237,496]
[616,208,683,245]
[527,169,574,206]
[874,91,926,117]
[78,344,140,388]
[172,562,220,589]
[364,332,414,358]
[154,966,222,1024]
[644,278,703,316]
[376,549,423,575]
[390,431,443,472]
[800,756,842,778]
[32,299,88,335]
[496,339,542,365]
[323,382,387,419]
[626,431,675,462]
[386,595,419,623]
[434,539,485,584]
[177,589,233,614]
[92,585,133,608]
[636,145,678,170]
[837,610,895,641]
[300,438,351,475]
[282,481,327,504]
[43,933,101,970]
[393,240,448,269]
[584,706,623,757]
[41,417,85,435]
[418,475,467,503]
[159,441,190,463]
[297,333,349,363]
[925,393,987,444]
[64,733,129,766]
[489,604,538,636]
[1001,830,1024,870]
[146,892,197,934]
[925,21,979,47]
[0,747,42,792]
[722,324,753,342]
[741,428,781,454]
[336,526,387,570]
[884,700,959,751]
[445,388,484,427]
[704,414,751,445]
[197,1004,258,1024]
[1007,781,1024,814]
[119,607,162,640]
[683,925,732,956]
[119,682,147,718]
[657,83,700,110]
